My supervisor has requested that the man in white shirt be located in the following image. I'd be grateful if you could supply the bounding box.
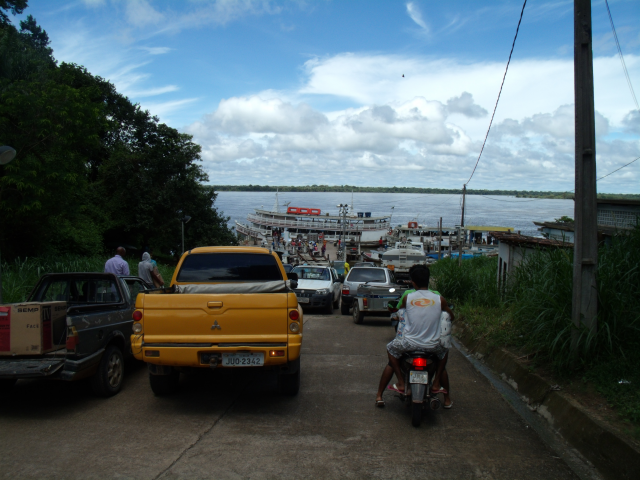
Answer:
[104,247,130,276]
[375,265,454,407]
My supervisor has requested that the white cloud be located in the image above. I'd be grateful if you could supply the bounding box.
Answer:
[140,46,173,55]
[126,85,180,97]
[140,98,200,118]
[125,0,165,27]
[185,52,640,192]
[205,96,328,135]
[406,2,429,32]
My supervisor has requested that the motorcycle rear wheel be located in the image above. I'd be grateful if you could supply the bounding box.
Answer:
[411,402,422,427]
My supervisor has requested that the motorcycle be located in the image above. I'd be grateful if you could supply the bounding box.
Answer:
[390,303,454,427]
[396,351,441,427]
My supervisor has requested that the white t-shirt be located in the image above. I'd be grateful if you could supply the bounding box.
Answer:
[403,290,442,348]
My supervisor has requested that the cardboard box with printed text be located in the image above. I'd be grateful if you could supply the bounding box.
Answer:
[0,302,67,356]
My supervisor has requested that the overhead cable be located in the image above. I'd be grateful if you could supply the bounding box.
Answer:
[466,0,527,185]
[605,0,640,111]
[596,156,640,182]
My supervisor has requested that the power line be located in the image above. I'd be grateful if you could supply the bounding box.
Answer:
[596,156,640,182]
[466,0,527,185]
[605,0,639,111]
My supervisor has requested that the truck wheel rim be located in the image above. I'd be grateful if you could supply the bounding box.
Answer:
[107,353,123,387]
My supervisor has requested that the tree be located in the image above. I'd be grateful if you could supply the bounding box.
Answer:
[0,0,27,25]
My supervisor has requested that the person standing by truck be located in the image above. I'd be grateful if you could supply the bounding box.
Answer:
[104,247,130,275]
[138,252,163,287]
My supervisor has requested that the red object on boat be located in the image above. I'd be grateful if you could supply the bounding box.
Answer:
[408,221,418,228]
[287,207,321,215]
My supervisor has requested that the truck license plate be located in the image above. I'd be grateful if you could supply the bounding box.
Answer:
[297,297,310,304]
[410,371,429,384]
[222,353,264,367]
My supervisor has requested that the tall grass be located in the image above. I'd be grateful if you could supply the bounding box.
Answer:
[430,255,500,308]
[1,255,176,304]
[508,226,640,367]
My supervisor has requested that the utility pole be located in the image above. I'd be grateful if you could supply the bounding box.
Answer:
[337,203,349,258]
[572,0,598,351]
[459,185,466,266]
[438,217,443,261]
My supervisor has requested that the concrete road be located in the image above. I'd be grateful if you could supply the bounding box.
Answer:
[0,311,577,479]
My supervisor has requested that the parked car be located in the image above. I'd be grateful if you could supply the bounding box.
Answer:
[132,247,303,396]
[0,273,151,396]
[292,265,342,314]
[282,263,294,274]
[352,262,376,268]
[340,267,397,315]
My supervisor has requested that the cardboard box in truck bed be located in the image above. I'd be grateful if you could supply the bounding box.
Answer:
[0,302,67,356]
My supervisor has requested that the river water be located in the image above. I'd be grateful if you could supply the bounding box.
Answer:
[215,192,573,237]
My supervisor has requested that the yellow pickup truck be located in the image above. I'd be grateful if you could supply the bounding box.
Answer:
[131,247,303,396]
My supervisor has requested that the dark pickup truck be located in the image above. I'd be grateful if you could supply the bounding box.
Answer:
[0,273,151,396]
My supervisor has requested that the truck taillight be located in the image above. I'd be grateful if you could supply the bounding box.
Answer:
[363,298,368,308]
[132,310,142,321]
[289,310,299,321]
[66,327,79,350]
[342,287,350,295]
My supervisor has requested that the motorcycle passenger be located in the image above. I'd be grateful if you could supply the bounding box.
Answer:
[375,265,454,407]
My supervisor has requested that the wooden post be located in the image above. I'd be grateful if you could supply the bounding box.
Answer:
[572,0,598,352]
[459,185,466,266]
[438,217,443,261]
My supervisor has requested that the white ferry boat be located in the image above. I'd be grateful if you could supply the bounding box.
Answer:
[235,194,391,245]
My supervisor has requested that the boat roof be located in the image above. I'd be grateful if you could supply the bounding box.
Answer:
[255,208,389,221]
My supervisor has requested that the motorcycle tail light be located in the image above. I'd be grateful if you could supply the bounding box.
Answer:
[412,358,427,367]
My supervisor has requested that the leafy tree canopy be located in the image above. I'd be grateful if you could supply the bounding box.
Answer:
[0,4,234,261]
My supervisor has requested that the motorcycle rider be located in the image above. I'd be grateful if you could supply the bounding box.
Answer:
[375,264,454,407]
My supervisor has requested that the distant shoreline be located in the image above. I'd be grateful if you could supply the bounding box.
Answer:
[210,185,639,200]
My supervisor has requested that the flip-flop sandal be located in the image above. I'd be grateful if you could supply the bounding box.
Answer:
[443,401,454,409]
[387,384,405,394]
[375,400,385,408]
[431,386,448,395]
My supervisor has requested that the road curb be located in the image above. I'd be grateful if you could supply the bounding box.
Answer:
[453,324,640,480]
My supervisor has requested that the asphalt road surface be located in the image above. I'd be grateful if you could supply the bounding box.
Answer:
[0,310,579,479]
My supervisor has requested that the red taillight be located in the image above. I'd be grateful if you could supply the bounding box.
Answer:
[363,298,368,308]
[289,310,300,321]
[342,287,350,295]
[412,358,427,367]
[66,334,79,350]
[132,310,142,321]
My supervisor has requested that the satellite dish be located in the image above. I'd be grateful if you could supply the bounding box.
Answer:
[0,146,17,165]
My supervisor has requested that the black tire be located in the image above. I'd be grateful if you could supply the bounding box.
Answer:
[340,299,349,315]
[324,297,334,314]
[278,368,300,396]
[0,378,17,393]
[411,402,422,427]
[91,344,124,397]
[353,302,364,324]
[149,371,180,396]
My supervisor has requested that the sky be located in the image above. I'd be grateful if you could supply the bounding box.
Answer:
[12,0,640,193]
